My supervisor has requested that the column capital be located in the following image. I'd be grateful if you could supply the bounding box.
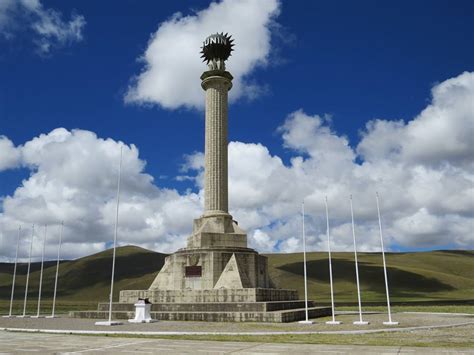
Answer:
[201,70,233,91]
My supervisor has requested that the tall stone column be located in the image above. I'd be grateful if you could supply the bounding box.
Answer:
[201,70,233,216]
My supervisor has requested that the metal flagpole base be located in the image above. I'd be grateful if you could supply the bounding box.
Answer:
[95,321,123,326]
[325,320,342,325]
[353,321,369,325]
[383,321,399,325]
[298,320,314,324]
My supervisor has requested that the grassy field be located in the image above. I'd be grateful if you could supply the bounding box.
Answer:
[133,324,474,348]
[266,250,474,304]
[0,246,472,315]
[0,246,166,309]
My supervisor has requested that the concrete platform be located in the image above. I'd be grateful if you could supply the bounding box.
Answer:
[70,305,331,323]
[119,287,298,303]
[98,300,315,312]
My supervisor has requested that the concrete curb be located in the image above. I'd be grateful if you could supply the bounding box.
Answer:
[402,312,474,316]
[1,321,473,336]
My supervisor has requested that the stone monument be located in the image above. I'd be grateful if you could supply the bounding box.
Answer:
[145,33,271,294]
[72,33,330,322]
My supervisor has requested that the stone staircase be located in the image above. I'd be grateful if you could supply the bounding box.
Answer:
[70,300,331,323]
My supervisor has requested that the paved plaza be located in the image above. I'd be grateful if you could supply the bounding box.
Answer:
[0,331,473,354]
[0,312,472,333]
[0,312,473,353]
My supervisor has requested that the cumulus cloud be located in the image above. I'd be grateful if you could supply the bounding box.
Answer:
[125,0,280,109]
[0,136,21,171]
[0,128,202,261]
[358,71,474,168]
[0,71,473,261]
[189,72,474,252]
[0,0,85,54]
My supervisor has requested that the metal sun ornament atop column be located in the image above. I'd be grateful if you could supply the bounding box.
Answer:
[200,32,234,71]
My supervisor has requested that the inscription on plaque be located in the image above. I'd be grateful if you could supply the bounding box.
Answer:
[185,265,202,277]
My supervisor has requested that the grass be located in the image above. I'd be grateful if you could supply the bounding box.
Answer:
[265,250,474,303]
[0,246,472,315]
[75,313,474,348]
[338,304,474,314]
[132,325,474,348]
[0,245,167,305]
[1,246,472,349]
[0,300,98,315]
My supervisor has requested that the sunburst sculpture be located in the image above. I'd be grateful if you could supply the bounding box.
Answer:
[200,32,234,70]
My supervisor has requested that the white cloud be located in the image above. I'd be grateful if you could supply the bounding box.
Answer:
[0,128,202,261]
[358,71,474,169]
[0,0,85,54]
[125,0,281,109]
[0,136,21,171]
[1,72,473,261]
[188,72,474,253]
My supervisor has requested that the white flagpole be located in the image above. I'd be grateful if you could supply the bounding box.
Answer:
[325,197,341,325]
[3,226,21,318]
[19,225,34,318]
[96,146,123,326]
[48,222,63,319]
[298,201,313,324]
[32,225,47,318]
[350,195,369,325]
[376,192,398,325]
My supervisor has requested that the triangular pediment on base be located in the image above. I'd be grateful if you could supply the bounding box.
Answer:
[214,253,251,289]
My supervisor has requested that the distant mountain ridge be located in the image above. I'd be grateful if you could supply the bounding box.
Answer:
[0,246,472,304]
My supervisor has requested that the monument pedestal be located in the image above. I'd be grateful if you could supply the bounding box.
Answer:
[106,214,331,322]
[71,215,331,322]
[148,214,270,292]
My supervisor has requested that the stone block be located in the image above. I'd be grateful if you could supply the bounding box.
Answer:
[119,288,298,304]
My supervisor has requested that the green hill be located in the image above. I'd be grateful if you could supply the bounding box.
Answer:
[266,250,474,304]
[0,246,472,308]
[0,245,166,303]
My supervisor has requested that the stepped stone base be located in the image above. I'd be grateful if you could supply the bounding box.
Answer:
[74,214,321,323]
[70,301,331,323]
[119,288,298,304]
[104,300,311,312]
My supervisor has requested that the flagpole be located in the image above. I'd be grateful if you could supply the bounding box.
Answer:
[325,197,341,325]
[298,200,313,324]
[350,195,369,325]
[376,192,398,326]
[48,222,63,318]
[32,225,47,318]
[19,225,34,318]
[96,146,123,326]
[3,226,21,318]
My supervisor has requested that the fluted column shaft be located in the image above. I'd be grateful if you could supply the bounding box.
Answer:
[201,70,233,216]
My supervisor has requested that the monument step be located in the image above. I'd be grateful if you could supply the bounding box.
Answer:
[97,300,315,313]
[119,288,299,303]
[70,306,331,323]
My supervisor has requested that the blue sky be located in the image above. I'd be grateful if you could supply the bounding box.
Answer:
[0,0,473,259]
